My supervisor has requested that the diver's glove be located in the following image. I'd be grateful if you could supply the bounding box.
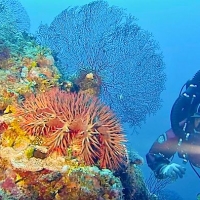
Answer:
[159,163,186,179]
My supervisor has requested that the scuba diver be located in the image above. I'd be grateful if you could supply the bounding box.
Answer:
[146,70,200,180]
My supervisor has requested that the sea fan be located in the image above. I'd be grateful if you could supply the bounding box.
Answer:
[0,0,30,32]
[15,88,127,170]
[36,0,166,128]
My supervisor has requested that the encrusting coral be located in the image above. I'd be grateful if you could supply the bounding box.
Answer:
[0,144,124,200]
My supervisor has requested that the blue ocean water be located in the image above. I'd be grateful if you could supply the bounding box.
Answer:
[2,0,200,199]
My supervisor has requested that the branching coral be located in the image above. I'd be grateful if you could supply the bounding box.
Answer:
[15,87,127,170]
[36,0,166,128]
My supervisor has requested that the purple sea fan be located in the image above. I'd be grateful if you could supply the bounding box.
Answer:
[36,0,166,128]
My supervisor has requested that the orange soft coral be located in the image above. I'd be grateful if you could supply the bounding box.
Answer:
[15,88,127,170]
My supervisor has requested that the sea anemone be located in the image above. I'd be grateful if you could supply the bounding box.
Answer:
[15,87,127,170]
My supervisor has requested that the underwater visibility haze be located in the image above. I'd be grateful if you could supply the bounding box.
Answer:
[0,0,200,199]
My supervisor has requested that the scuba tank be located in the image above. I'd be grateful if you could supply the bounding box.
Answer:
[170,70,200,180]
[170,70,200,140]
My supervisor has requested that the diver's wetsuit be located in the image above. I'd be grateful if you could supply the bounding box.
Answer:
[146,128,200,179]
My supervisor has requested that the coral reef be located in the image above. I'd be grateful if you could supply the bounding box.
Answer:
[36,0,166,127]
[0,147,124,200]
[0,24,60,110]
[0,111,151,199]
[114,149,151,200]
[0,0,60,109]
[0,0,163,199]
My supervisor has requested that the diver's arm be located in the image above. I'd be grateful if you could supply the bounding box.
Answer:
[146,128,179,178]
[146,152,170,178]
